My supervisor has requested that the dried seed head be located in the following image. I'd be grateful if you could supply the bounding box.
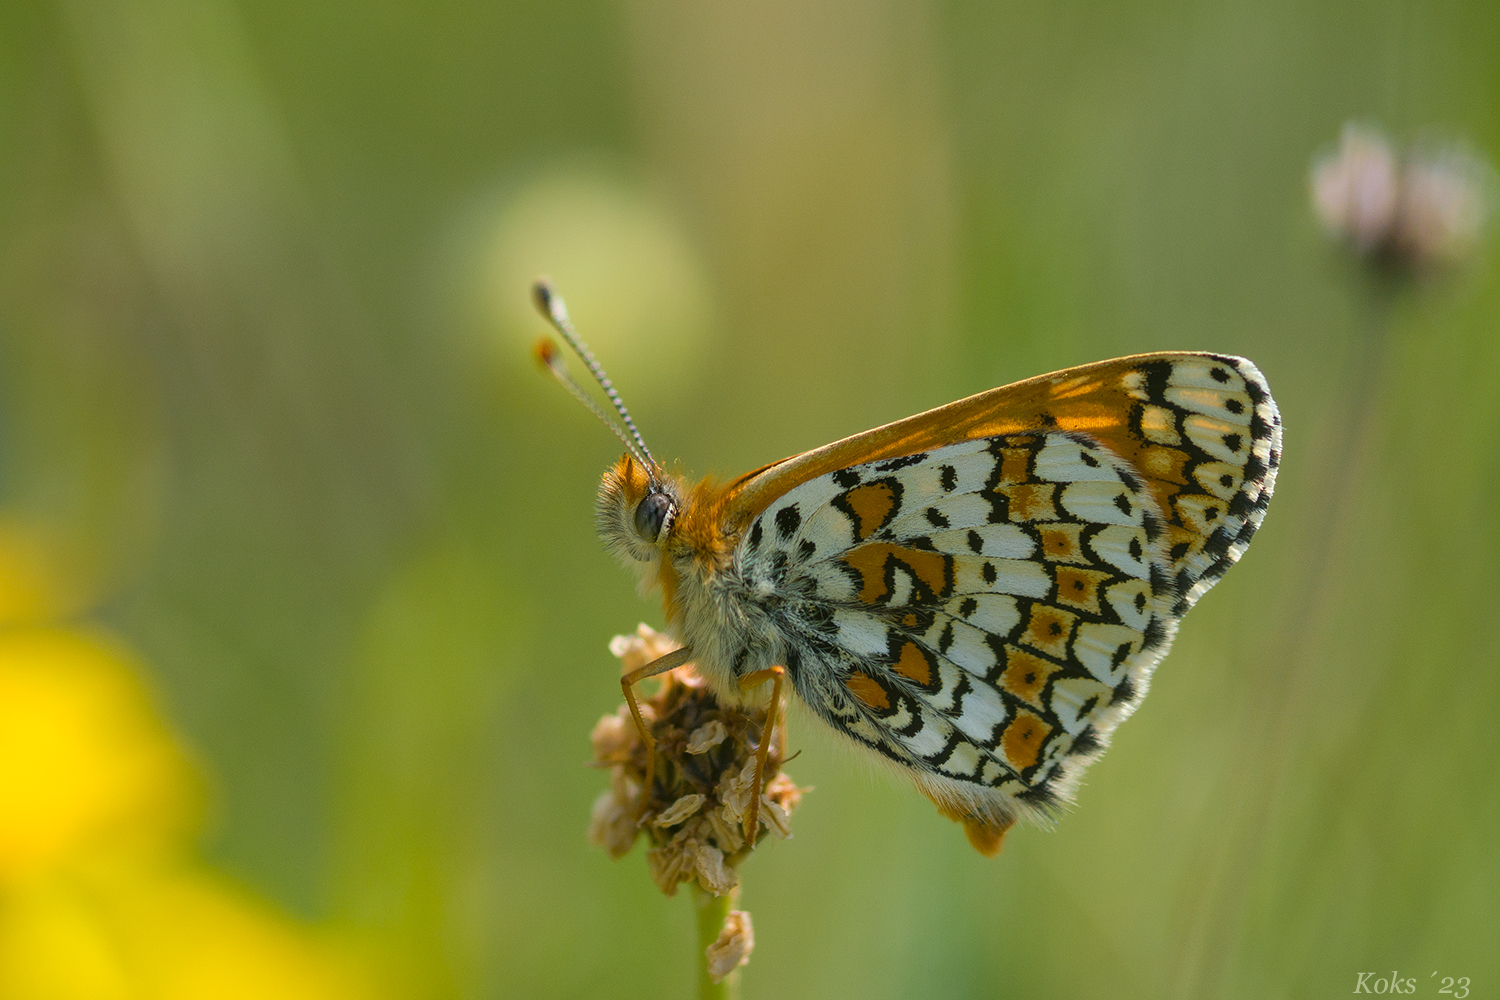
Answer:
[586,624,806,898]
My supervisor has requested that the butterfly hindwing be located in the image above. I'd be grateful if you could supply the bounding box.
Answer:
[742,432,1163,815]
[732,353,1280,823]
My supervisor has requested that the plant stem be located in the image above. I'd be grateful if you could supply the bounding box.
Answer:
[693,885,739,1000]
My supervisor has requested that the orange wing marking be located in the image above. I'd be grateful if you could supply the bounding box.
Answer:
[1053,412,1129,434]
[891,641,934,687]
[841,543,952,604]
[1052,566,1113,615]
[840,481,899,541]
[1037,524,1088,564]
[924,792,1015,856]
[996,483,1058,522]
[997,445,1033,482]
[1000,647,1066,706]
[1138,445,1191,484]
[846,671,890,711]
[1000,711,1052,771]
[1021,604,1077,660]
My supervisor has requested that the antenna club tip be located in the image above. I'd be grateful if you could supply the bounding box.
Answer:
[531,278,568,324]
[533,338,560,368]
[530,278,553,310]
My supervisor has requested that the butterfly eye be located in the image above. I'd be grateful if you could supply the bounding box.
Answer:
[634,491,674,543]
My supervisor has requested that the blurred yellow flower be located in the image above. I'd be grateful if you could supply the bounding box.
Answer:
[0,530,379,999]
[0,860,374,1000]
[0,629,193,880]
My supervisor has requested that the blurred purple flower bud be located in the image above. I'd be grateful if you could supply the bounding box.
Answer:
[1310,122,1494,273]
[1311,124,1399,253]
[1392,143,1495,268]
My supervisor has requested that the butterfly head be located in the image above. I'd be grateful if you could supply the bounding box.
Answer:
[596,453,683,569]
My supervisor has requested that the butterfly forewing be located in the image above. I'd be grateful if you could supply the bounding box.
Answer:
[731,353,1280,823]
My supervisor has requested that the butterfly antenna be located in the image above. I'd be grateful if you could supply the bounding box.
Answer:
[531,280,661,474]
[534,340,656,475]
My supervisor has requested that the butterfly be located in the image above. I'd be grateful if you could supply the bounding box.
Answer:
[535,281,1281,855]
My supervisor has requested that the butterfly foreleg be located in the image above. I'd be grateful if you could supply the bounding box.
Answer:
[735,664,786,847]
[621,645,694,823]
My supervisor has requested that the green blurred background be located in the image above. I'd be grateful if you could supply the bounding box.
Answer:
[2,0,1498,997]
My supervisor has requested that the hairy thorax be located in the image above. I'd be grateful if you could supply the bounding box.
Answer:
[663,484,790,707]
[666,537,788,707]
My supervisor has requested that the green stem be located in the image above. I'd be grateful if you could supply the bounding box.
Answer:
[693,884,740,1000]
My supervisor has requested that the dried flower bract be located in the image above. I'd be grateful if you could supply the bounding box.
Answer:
[705,910,755,984]
[587,624,805,898]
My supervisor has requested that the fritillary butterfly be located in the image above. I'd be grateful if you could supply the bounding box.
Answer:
[536,282,1281,854]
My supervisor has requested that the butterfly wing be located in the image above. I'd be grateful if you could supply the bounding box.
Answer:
[724,353,1280,848]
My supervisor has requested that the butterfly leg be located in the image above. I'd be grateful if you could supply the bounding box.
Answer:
[735,664,786,847]
[621,645,694,822]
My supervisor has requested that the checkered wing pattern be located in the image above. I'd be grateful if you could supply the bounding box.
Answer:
[733,354,1280,823]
